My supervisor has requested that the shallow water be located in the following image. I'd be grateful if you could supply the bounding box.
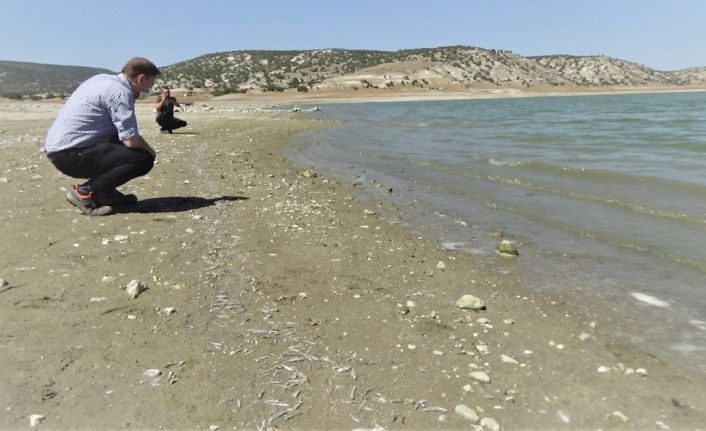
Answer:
[286,92,706,373]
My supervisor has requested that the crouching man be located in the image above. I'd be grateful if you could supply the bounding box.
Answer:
[43,57,159,216]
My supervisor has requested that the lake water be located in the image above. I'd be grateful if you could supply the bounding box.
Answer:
[285,91,706,373]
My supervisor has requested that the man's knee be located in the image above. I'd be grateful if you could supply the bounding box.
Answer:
[134,151,154,176]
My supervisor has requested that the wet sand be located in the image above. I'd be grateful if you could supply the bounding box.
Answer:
[1,100,705,429]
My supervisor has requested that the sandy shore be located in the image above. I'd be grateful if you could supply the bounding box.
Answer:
[1,100,705,429]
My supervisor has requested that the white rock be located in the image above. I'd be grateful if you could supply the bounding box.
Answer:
[436,261,446,270]
[456,294,486,310]
[630,292,670,308]
[480,417,501,431]
[161,307,176,315]
[556,410,570,423]
[143,369,161,377]
[0,177,9,183]
[475,344,489,355]
[29,414,45,427]
[469,371,490,383]
[597,366,610,373]
[611,410,630,422]
[454,404,480,423]
[0,278,8,287]
[89,297,106,303]
[635,368,647,376]
[501,354,519,364]
[113,234,129,242]
[126,279,147,299]
[101,275,115,283]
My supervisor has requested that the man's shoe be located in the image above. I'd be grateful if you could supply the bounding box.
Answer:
[97,189,138,206]
[66,187,112,216]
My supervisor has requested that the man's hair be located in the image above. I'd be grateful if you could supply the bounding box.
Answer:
[121,57,160,78]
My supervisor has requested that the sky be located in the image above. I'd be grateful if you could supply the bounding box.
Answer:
[1,0,705,72]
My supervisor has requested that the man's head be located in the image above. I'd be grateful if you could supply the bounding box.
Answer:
[161,86,171,99]
[122,57,160,97]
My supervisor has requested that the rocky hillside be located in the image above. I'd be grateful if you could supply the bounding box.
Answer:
[0,61,113,99]
[156,46,703,95]
[2,46,704,99]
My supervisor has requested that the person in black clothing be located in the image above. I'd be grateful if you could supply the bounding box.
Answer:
[155,87,187,133]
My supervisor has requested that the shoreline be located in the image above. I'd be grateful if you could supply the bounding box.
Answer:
[1,102,705,429]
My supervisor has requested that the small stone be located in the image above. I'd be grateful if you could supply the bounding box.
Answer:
[454,404,480,423]
[497,239,518,255]
[611,410,630,423]
[364,209,376,216]
[456,294,486,310]
[501,354,519,364]
[597,366,610,373]
[113,234,129,242]
[126,279,147,299]
[29,414,45,427]
[436,261,446,270]
[89,297,106,303]
[0,278,8,287]
[101,275,115,283]
[469,371,490,383]
[480,417,501,431]
[635,368,647,377]
[209,425,220,431]
[143,369,161,377]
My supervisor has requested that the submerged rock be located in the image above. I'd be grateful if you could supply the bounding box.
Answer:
[496,239,519,255]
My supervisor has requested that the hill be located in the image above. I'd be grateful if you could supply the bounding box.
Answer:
[2,46,704,99]
[0,61,114,99]
[156,46,703,95]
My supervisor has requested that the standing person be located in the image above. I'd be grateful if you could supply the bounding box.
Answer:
[43,57,159,216]
[155,87,187,133]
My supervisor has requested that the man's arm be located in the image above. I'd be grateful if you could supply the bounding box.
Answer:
[123,135,156,159]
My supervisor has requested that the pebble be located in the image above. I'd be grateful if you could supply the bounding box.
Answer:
[160,307,176,316]
[597,366,610,373]
[456,294,486,310]
[436,261,446,270]
[0,278,8,287]
[469,371,491,383]
[500,354,518,364]
[28,414,45,427]
[126,279,147,299]
[454,404,480,423]
[496,239,518,255]
[611,410,630,423]
[143,369,161,377]
[480,417,501,431]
